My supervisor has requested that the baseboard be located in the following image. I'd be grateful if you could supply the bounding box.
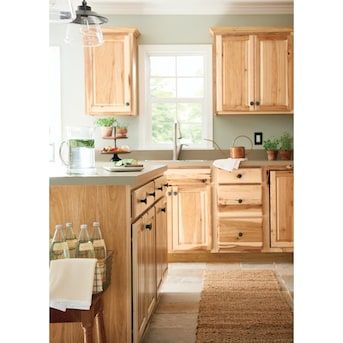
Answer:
[168,252,293,263]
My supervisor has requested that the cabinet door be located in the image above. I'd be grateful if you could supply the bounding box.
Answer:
[255,33,293,112]
[270,171,294,248]
[216,34,254,112]
[132,217,148,343]
[144,209,156,320]
[84,30,137,115]
[155,198,168,294]
[172,185,211,251]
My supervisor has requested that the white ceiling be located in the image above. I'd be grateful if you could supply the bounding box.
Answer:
[84,0,293,15]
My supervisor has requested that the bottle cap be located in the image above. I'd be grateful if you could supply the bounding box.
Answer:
[55,224,63,230]
[93,222,100,227]
[66,223,73,227]
[80,224,88,229]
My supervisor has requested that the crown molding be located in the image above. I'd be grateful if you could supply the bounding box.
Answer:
[88,1,293,15]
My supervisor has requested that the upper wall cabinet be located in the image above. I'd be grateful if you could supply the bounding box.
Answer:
[84,28,140,116]
[210,27,293,115]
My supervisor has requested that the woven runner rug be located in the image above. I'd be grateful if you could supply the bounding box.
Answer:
[195,270,293,343]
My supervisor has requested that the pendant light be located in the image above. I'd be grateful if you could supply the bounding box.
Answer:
[64,0,108,47]
[49,0,76,23]
[72,0,108,25]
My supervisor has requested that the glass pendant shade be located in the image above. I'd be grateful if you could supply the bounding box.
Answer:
[72,1,108,25]
[49,0,76,23]
[64,20,104,47]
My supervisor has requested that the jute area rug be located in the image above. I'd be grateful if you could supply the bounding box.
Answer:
[196,270,293,343]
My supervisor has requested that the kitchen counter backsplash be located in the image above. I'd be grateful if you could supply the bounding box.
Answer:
[96,149,291,162]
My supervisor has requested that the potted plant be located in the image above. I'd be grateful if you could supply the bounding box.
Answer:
[263,137,279,161]
[95,117,117,138]
[115,120,128,138]
[279,132,293,160]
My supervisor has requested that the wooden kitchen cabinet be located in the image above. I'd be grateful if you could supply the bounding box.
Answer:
[210,27,293,114]
[166,169,212,252]
[213,167,263,252]
[132,208,156,343]
[155,197,168,295]
[269,170,294,248]
[84,28,140,116]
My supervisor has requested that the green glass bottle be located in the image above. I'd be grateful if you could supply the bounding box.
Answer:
[91,222,107,260]
[50,224,70,260]
[65,222,77,258]
[76,224,95,258]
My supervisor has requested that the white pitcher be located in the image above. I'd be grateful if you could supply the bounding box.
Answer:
[59,127,96,175]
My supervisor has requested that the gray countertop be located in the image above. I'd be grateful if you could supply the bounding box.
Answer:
[49,162,167,186]
[49,159,293,186]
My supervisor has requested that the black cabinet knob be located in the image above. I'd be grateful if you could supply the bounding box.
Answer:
[145,223,152,230]
[161,208,166,213]
[167,192,172,196]
[125,102,130,106]
[140,198,147,204]
[173,192,178,196]
[250,101,255,106]
[157,186,163,191]
[236,173,242,178]
[237,199,243,204]
[256,101,260,106]
[164,183,169,187]
[238,232,243,237]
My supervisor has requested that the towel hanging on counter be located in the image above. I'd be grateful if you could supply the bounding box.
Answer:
[213,158,247,172]
[50,258,97,311]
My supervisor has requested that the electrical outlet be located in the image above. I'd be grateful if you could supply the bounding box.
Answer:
[254,132,263,145]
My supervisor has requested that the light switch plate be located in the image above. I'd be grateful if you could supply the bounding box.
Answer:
[254,132,263,145]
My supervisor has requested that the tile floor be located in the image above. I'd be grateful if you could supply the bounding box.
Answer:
[142,262,293,343]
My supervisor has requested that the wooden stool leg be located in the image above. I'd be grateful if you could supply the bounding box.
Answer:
[81,311,94,343]
[95,299,106,343]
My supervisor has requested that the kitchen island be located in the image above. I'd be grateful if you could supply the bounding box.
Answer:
[49,162,168,343]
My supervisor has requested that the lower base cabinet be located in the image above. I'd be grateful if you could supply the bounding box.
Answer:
[155,197,168,294]
[132,208,156,343]
[132,197,168,343]
[270,170,294,248]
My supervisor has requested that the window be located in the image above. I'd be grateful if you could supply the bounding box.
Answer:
[139,45,213,149]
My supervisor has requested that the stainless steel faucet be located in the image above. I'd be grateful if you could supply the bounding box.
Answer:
[172,121,187,160]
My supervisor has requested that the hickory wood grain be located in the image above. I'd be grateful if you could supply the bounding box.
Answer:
[50,185,132,343]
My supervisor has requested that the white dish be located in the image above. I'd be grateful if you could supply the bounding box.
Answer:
[103,166,144,172]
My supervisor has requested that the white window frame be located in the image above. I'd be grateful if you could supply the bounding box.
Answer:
[139,44,213,150]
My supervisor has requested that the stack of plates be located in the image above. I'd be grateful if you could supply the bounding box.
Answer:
[103,165,144,172]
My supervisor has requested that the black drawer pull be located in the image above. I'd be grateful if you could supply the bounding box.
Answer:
[236,173,242,178]
[157,186,163,191]
[237,199,243,204]
[161,208,166,213]
[140,198,147,204]
[164,183,169,187]
[147,192,155,197]
[145,223,152,230]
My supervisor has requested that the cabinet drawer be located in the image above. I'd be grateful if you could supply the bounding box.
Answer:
[154,175,168,200]
[218,218,262,247]
[215,168,262,184]
[217,185,262,206]
[132,181,155,219]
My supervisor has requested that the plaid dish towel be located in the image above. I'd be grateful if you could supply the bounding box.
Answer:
[93,260,106,293]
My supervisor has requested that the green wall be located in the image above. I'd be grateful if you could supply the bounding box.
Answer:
[50,15,293,151]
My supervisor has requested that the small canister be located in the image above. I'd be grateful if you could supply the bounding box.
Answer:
[229,135,253,159]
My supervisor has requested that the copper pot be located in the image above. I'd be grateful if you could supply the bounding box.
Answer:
[229,135,253,159]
